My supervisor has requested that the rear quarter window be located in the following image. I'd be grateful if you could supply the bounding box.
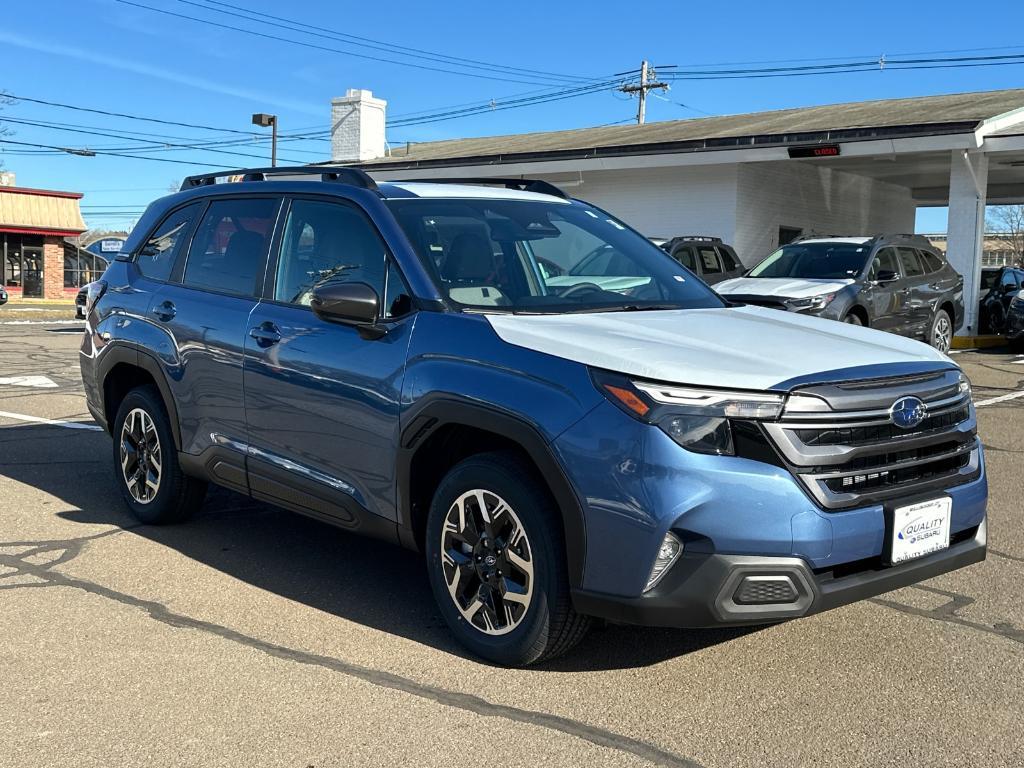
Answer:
[917,249,944,273]
[136,202,203,282]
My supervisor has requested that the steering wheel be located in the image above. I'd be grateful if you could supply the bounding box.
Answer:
[557,282,604,299]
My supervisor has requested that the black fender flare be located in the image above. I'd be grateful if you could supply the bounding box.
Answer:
[396,397,587,589]
[97,343,183,451]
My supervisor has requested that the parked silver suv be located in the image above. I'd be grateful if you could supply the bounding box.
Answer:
[716,234,964,352]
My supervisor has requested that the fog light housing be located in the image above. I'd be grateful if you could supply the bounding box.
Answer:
[644,533,683,592]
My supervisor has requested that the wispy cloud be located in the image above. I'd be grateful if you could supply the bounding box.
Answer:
[0,30,323,116]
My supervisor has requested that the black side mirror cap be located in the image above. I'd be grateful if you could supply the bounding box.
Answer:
[310,282,386,338]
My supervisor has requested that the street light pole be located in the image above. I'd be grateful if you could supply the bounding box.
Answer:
[251,113,278,167]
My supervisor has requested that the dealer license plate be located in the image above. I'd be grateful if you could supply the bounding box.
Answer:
[890,497,952,564]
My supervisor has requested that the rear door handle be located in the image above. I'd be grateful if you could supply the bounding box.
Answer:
[151,301,176,321]
[249,323,282,346]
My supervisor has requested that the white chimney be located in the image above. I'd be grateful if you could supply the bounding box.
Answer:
[0,171,16,187]
[331,89,387,163]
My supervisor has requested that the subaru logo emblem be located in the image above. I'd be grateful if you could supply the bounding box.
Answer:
[484,555,497,567]
[890,396,927,429]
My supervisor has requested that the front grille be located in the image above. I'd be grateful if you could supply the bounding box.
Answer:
[728,295,788,311]
[762,370,980,510]
[795,406,969,447]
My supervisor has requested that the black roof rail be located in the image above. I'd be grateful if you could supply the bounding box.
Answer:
[179,165,378,192]
[390,177,570,200]
[669,235,723,243]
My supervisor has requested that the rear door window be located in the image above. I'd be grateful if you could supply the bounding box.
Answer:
[672,245,697,271]
[896,247,923,278]
[183,198,279,296]
[136,202,202,282]
[697,246,723,275]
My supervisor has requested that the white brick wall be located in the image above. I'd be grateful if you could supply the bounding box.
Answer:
[733,162,916,265]
[538,162,914,265]
[540,166,739,243]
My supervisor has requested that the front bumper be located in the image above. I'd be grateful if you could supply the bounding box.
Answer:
[573,519,986,628]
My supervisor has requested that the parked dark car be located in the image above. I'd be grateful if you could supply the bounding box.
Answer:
[716,234,964,353]
[75,284,89,319]
[978,265,1024,334]
[1005,288,1024,352]
[659,235,744,285]
[0,286,7,305]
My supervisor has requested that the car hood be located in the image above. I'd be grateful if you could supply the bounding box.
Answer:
[486,304,953,391]
[715,277,855,298]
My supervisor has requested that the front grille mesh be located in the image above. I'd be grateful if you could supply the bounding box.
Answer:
[824,452,972,494]
[795,406,969,447]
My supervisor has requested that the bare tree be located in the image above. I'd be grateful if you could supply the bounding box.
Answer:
[985,205,1024,267]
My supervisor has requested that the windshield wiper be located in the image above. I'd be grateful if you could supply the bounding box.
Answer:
[555,303,684,314]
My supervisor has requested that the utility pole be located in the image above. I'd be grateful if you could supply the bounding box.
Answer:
[619,60,669,125]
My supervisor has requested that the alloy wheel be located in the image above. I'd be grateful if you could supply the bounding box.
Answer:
[933,315,952,353]
[440,489,534,636]
[120,408,162,505]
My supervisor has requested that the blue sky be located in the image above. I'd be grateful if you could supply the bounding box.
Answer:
[2,0,1023,233]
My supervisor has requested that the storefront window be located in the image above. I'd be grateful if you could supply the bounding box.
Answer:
[64,243,109,288]
[2,233,45,296]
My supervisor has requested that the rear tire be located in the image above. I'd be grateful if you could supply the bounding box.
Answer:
[112,386,206,525]
[844,312,864,326]
[928,309,953,353]
[425,451,589,666]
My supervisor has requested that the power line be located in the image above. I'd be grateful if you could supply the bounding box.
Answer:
[0,138,220,166]
[3,92,261,136]
[387,79,629,127]
[117,0,589,87]
[0,116,305,163]
[186,0,592,84]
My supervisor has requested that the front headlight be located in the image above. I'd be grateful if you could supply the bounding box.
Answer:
[1010,292,1024,309]
[958,372,972,402]
[593,371,784,455]
[785,292,836,312]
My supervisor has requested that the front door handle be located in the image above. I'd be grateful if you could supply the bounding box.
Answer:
[151,301,176,321]
[249,323,282,346]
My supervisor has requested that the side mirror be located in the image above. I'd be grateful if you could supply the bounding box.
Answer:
[1001,283,1019,295]
[874,269,898,284]
[310,282,386,338]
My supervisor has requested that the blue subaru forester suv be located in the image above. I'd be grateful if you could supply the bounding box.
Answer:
[80,167,987,666]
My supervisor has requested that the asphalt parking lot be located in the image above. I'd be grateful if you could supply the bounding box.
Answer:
[1,318,1022,768]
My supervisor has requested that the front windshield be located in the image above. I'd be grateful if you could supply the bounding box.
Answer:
[386,198,725,313]
[748,242,871,280]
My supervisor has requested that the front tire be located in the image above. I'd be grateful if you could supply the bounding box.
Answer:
[112,386,206,524]
[844,312,864,326]
[425,452,589,666]
[928,309,953,353]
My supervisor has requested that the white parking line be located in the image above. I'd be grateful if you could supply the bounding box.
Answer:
[974,391,1024,407]
[0,410,102,431]
[0,376,58,389]
[0,320,84,325]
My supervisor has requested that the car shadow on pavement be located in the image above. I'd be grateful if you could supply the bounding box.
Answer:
[2,424,754,671]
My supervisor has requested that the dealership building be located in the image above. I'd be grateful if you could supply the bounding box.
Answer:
[329,87,1024,336]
